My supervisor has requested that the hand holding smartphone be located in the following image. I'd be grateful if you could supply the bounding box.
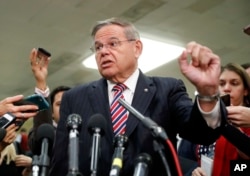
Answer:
[221,94,230,106]
[0,113,27,130]
[14,94,50,112]
[0,113,16,129]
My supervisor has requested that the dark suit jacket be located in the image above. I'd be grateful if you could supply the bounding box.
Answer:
[49,71,226,176]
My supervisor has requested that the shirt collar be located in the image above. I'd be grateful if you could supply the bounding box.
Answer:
[107,69,139,94]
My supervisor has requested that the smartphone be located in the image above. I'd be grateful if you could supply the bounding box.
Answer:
[36,47,51,65]
[243,24,250,36]
[221,94,230,106]
[37,47,51,59]
[14,94,50,112]
[0,113,16,129]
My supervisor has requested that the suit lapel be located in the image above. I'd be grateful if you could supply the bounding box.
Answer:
[125,72,156,136]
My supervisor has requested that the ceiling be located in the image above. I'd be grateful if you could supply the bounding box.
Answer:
[0,0,250,100]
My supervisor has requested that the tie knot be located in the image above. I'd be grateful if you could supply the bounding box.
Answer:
[112,83,126,92]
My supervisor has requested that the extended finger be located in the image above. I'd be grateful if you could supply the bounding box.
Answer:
[30,48,37,62]
[3,95,24,104]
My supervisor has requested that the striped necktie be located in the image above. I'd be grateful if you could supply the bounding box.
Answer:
[110,83,128,136]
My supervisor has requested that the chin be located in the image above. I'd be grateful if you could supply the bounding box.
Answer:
[100,69,115,79]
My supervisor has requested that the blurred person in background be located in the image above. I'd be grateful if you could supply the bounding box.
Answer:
[0,124,32,176]
[188,63,250,176]
[28,48,70,154]
[241,62,250,76]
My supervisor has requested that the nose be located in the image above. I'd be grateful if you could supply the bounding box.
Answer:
[221,83,231,94]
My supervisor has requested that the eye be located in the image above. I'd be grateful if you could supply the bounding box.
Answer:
[232,81,239,86]
[109,41,119,48]
[95,44,103,51]
[219,81,225,86]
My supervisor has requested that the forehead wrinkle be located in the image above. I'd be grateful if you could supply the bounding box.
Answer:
[94,25,125,42]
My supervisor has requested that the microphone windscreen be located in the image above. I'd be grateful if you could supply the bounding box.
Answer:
[66,113,82,131]
[0,128,7,142]
[87,113,107,135]
[36,123,55,147]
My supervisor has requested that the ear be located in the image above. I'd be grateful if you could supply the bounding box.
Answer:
[134,40,143,59]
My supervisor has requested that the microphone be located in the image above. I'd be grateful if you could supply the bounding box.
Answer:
[0,128,7,141]
[87,114,107,176]
[109,134,128,176]
[133,153,152,176]
[118,98,168,140]
[66,113,83,176]
[32,123,54,176]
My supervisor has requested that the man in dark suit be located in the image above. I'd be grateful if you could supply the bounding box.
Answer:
[49,17,227,176]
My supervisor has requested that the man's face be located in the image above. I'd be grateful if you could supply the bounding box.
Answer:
[52,91,64,124]
[93,25,142,83]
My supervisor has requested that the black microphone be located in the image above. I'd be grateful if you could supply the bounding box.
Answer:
[118,98,168,140]
[133,153,152,176]
[87,114,107,176]
[0,128,7,141]
[66,113,83,176]
[109,134,128,176]
[33,123,55,176]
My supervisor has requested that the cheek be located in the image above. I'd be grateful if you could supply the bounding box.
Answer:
[231,89,245,101]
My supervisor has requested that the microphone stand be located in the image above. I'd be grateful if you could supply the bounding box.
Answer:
[133,153,152,176]
[32,155,40,176]
[118,99,167,140]
[153,140,171,176]
[67,114,83,176]
[31,139,50,176]
[40,138,50,176]
[109,134,128,176]
[90,128,101,176]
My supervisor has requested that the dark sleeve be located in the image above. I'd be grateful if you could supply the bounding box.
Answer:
[177,139,197,161]
[221,124,250,157]
[178,98,228,145]
[28,97,52,154]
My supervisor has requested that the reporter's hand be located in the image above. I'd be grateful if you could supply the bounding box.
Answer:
[0,124,18,152]
[30,48,50,90]
[0,95,38,118]
[227,106,250,127]
[15,154,32,167]
[192,167,207,176]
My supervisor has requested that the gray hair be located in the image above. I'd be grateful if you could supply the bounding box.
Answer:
[91,17,140,40]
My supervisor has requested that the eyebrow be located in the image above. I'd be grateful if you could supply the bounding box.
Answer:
[94,37,119,44]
